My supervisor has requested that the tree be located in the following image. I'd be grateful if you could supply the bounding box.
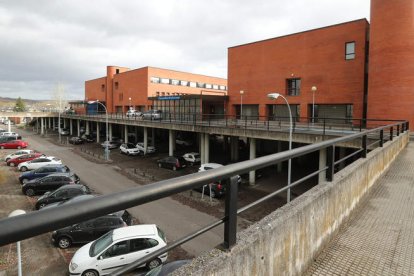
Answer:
[14,97,25,112]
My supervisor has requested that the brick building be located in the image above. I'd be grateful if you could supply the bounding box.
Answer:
[85,66,228,117]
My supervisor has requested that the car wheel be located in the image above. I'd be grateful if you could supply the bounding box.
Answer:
[21,178,29,184]
[25,188,35,196]
[82,270,99,276]
[38,203,46,209]
[127,151,130,156]
[9,162,15,167]
[146,258,162,270]
[17,146,21,149]
[172,166,177,171]
[210,189,217,198]
[0,146,4,149]
[57,236,71,249]
[20,166,28,172]
[158,163,162,168]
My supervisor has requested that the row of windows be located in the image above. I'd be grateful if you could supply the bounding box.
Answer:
[150,76,227,91]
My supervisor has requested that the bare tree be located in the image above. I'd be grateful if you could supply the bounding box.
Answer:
[53,82,68,112]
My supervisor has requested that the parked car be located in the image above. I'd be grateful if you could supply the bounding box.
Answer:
[126,109,142,118]
[101,140,122,149]
[52,208,132,249]
[21,172,80,196]
[0,131,19,137]
[0,135,21,142]
[6,152,44,167]
[142,110,162,120]
[18,156,62,172]
[69,136,84,145]
[120,143,141,155]
[59,128,70,136]
[0,140,28,149]
[19,164,70,184]
[176,138,193,147]
[195,163,242,198]
[44,194,96,209]
[5,149,37,162]
[144,260,192,276]
[182,152,201,165]
[35,184,90,210]
[157,156,187,171]
[68,224,167,275]
[80,134,95,143]
[136,142,156,154]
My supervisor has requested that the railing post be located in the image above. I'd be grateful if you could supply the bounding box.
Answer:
[390,127,393,141]
[223,176,238,250]
[359,119,362,132]
[379,129,384,147]
[362,135,367,158]
[326,146,335,182]
[323,119,326,136]
[397,125,400,136]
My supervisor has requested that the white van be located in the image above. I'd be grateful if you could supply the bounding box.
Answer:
[69,224,167,275]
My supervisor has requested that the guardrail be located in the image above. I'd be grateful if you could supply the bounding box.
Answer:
[0,120,408,275]
[63,112,405,137]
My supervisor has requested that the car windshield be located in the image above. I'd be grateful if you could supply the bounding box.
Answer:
[89,230,113,257]
[194,154,200,158]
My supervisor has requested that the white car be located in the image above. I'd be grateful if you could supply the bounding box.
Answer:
[1,131,19,137]
[69,224,168,275]
[18,156,62,172]
[126,109,142,118]
[5,149,36,162]
[182,152,201,165]
[136,142,156,154]
[176,138,193,147]
[120,143,141,155]
[198,163,242,184]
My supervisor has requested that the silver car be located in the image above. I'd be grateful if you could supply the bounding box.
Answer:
[142,110,162,120]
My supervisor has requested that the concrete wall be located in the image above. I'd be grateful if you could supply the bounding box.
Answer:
[175,132,409,276]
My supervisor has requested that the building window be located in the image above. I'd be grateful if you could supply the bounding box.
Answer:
[150,77,160,83]
[345,42,355,60]
[101,84,105,92]
[205,84,212,89]
[219,85,226,90]
[115,82,119,89]
[160,78,170,84]
[286,78,301,96]
[189,82,197,88]
[171,79,180,85]
[213,84,219,89]
[116,69,120,74]
[180,80,188,86]
[197,82,205,88]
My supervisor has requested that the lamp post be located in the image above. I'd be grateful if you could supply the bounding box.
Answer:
[311,86,317,124]
[267,92,293,202]
[240,90,244,120]
[89,100,109,160]
[9,209,26,276]
[128,97,132,110]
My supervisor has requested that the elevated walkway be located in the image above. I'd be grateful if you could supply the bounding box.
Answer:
[306,142,414,275]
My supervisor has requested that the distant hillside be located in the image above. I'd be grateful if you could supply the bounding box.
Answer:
[0,97,40,105]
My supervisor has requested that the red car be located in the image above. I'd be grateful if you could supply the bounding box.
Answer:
[0,140,28,150]
[7,152,43,167]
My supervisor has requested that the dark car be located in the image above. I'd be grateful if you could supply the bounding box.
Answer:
[51,206,132,248]
[144,260,192,276]
[193,180,227,198]
[21,172,80,196]
[19,164,70,184]
[69,136,84,145]
[35,184,90,210]
[157,156,187,171]
[80,134,95,143]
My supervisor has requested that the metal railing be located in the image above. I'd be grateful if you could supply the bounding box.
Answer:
[62,112,405,137]
[0,120,408,275]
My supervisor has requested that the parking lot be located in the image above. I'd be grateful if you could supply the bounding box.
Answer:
[0,124,319,274]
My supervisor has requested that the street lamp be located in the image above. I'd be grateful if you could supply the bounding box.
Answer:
[89,100,109,160]
[240,90,244,120]
[128,97,132,110]
[9,209,26,276]
[311,86,317,124]
[267,92,293,202]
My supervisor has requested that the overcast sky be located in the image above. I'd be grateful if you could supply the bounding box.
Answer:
[0,0,370,100]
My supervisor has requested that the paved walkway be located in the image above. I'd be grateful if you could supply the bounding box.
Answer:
[306,142,414,275]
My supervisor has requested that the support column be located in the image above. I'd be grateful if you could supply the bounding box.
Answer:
[169,130,174,156]
[77,120,80,137]
[124,125,128,143]
[63,118,67,128]
[40,118,45,135]
[52,117,55,130]
[108,123,113,140]
[249,138,256,185]
[85,121,90,135]
[200,133,205,164]
[277,141,283,173]
[48,117,51,129]
[36,118,39,133]
[69,119,73,135]
[204,133,210,164]
[96,122,100,143]
[319,148,327,183]
[143,127,148,154]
